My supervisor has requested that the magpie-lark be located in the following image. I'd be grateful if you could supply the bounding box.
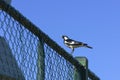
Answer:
[62,35,93,54]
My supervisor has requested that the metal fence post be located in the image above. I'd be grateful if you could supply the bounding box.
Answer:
[37,39,45,80]
[74,57,88,80]
[74,68,82,80]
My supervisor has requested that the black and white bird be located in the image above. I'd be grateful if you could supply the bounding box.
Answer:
[62,35,93,54]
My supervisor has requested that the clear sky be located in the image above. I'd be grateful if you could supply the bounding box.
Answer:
[11,0,120,80]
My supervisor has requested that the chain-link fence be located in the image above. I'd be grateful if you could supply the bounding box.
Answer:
[0,0,100,80]
[0,1,77,80]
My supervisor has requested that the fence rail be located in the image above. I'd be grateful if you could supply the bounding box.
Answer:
[0,0,100,80]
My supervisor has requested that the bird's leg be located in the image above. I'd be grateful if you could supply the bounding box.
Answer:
[71,48,74,54]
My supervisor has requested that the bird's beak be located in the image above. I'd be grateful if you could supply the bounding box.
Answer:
[62,35,64,39]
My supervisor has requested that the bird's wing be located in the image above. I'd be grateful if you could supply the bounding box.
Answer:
[66,39,83,45]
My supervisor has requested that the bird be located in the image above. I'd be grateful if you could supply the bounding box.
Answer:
[62,35,93,54]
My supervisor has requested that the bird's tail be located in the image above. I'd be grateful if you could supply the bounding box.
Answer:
[84,44,93,49]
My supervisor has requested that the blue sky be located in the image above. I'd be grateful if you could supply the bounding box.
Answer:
[11,0,120,80]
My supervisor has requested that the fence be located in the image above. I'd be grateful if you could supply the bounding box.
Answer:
[0,0,100,80]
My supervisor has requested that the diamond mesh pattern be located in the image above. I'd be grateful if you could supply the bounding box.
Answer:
[0,8,74,80]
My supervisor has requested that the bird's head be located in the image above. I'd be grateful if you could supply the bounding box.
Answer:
[62,35,69,40]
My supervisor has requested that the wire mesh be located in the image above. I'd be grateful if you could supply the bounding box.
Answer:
[0,10,39,80]
[0,5,74,80]
[44,44,74,80]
